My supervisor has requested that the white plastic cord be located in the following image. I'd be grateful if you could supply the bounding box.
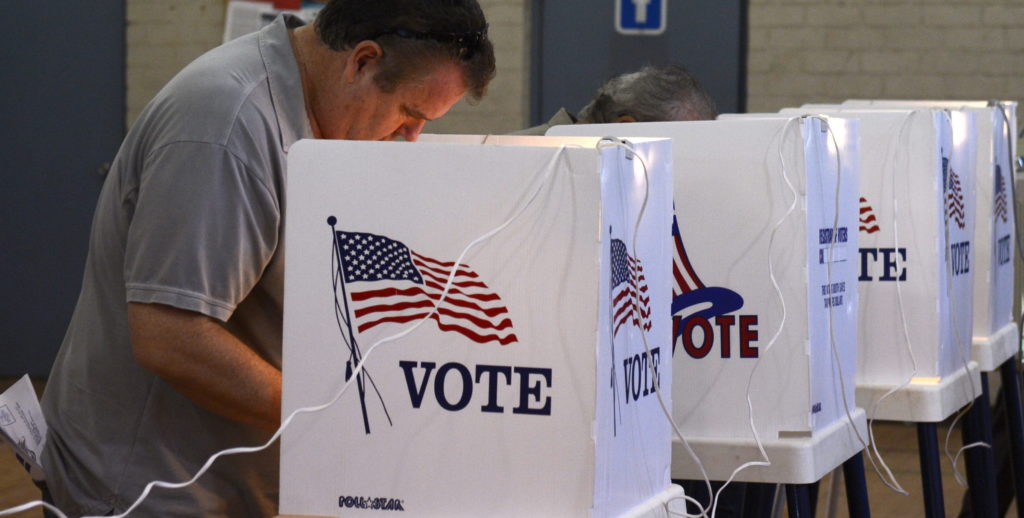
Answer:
[818,117,874,469]
[595,137,711,518]
[937,109,989,489]
[666,493,714,518]
[0,145,572,518]
[652,118,806,518]
[858,111,923,496]
[805,115,902,495]
[705,116,805,518]
[817,114,922,497]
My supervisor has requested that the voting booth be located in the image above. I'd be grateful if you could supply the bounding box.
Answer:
[279,136,680,517]
[551,117,866,484]
[837,101,1019,371]
[780,107,981,421]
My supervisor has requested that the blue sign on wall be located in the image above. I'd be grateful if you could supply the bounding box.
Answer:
[616,0,667,35]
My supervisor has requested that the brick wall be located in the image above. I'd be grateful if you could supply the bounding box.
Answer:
[747,0,1024,115]
[126,0,225,127]
[423,0,530,134]
[125,0,530,134]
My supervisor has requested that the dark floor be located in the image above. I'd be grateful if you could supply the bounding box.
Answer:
[0,377,1017,517]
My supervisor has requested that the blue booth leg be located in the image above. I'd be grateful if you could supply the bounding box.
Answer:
[742,483,778,518]
[919,422,946,518]
[963,377,999,518]
[842,452,871,518]
[785,485,812,518]
[1000,359,1024,518]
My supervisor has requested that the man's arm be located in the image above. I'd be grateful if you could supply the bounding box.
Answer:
[128,302,282,432]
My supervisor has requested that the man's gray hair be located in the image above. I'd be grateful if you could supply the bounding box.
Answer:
[577,65,717,123]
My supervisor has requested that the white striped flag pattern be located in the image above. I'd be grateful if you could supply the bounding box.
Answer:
[946,168,966,229]
[611,238,652,336]
[671,216,706,344]
[995,165,1009,223]
[335,231,518,346]
[672,216,706,297]
[859,197,880,234]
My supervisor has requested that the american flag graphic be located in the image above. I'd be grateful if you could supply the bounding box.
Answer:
[335,230,517,346]
[672,217,706,297]
[671,216,705,342]
[995,164,1010,223]
[859,197,880,234]
[946,168,966,229]
[611,238,651,336]
[668,214,746,353]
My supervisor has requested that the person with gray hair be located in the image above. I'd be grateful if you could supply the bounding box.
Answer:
[513,64,716,135]
[577,64,717,123]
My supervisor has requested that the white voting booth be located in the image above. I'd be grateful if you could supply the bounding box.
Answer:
[837,100,1019,371]
[779,107,982,421]
[280,136,682,517]
[551,117,867,484]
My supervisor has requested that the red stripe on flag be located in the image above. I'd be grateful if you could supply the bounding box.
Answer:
[411,251,480,278]
[357,312,518,345]
[354,288,511,319]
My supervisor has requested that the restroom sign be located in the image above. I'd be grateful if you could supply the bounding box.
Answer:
[616,0,667,35]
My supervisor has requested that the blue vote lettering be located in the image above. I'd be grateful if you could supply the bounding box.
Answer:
[399,360,552,415]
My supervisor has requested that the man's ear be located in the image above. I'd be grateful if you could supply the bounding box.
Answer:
[344,40,384,83]
[615,114,638,123]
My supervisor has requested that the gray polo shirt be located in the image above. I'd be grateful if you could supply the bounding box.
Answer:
[41,15,311,517]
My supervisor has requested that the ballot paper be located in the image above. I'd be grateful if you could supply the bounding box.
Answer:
[0,375,47,481]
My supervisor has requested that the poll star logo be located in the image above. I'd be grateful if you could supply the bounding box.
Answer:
[859,197,880,234]
[671,213,759,360]
[995,164,1010,224]
[327,217,518,434]
[944,157,967,230]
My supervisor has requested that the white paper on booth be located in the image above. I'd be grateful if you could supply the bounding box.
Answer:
[592,140,674,517]
[938,110,977,378]
[803,117,861,432]
[0,375,47,481]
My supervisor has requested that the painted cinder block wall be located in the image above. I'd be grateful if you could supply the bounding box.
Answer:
[127,1,1021,130]
[125,0,530,133]
[746,0,1024,115]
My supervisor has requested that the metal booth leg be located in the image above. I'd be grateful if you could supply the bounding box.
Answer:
[784,485,812,518]
[1000,358,1024,518]
[918,422,946,518]
[842,452,871,518]
[962,375,999,518]
[742,483,778,518]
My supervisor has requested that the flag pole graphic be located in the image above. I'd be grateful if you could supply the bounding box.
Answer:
[609,226,621,436]
[329,216,372,434]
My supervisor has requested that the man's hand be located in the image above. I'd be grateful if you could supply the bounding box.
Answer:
[128,302,282,431]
